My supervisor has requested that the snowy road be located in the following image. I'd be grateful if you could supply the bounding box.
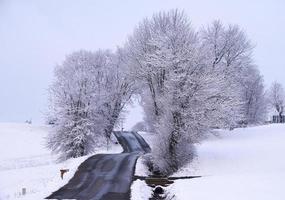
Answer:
[46,131,150,200]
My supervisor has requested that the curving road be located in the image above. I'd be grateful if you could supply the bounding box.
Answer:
[46,131,151,200]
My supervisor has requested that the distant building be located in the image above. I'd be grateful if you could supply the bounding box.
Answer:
[272,115,285,123]
[267,107,285,123]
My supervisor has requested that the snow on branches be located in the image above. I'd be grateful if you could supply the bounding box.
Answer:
[125,10,266,175]
[268,82,285,118]
[47,9,266,173]
[47,50,134,160]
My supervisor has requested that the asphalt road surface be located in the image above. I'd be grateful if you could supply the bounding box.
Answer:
[46,131,151,200]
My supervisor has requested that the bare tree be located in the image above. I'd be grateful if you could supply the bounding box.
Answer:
[269,82,285,120]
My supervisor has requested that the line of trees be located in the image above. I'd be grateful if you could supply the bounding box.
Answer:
[125,10,267,175]
[47,10,268,173]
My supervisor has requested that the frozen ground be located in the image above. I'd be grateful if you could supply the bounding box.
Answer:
[0,123,122,200]
[169,124,285,200]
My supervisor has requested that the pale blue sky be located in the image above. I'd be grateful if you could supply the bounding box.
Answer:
[0,0,284,126]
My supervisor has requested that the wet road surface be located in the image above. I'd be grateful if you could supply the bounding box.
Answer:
[46,131,151,200]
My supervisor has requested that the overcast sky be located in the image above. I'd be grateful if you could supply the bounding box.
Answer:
[0,0,284,127]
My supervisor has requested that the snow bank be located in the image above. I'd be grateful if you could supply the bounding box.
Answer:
[170,124,285,200]
[0,123,122,199]
[130,180,152,200]
[130,131,155,200]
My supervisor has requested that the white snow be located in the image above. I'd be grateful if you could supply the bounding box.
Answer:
[130,180,152,200]
[130,131,155,200]
[2,123,285,200]
[133,131,155,177]
[169,124,285,200]
[0,123,122,200]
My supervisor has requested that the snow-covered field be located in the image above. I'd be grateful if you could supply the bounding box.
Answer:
[1,123,285,200]
[131,124,285,200]
[0,123,122,200]
[170,124,285,200]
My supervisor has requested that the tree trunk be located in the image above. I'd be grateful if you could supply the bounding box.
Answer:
[104,100,122,150]
[168,111,183,173]
[279,111,283,123]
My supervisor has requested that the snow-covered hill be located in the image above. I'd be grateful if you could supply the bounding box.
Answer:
[0,123,121,200]
[170,124,285,200]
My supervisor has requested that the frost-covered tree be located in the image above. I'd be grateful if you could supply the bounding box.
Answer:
[200,20,256,127]
[126,10,197,174]
[268,82,285,119]
[98,49,134,148]
[126,10,262,175]
[126,10,241,175]
[239,65,267,124]
[47,50,101,160]
[47,50,133,160]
